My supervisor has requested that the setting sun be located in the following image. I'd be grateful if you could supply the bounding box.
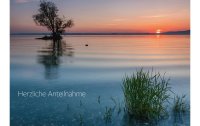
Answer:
[156,29,161,34]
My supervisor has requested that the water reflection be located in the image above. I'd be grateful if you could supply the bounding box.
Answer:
[172,112,188,125]
[37,39,74,79]
[120,112,189,126]
[10,35,190,125]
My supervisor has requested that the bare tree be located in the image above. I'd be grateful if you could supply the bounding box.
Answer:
[33,0,73,39]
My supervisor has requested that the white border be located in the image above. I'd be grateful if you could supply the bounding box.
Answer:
[191,0,200,125]
[0,0,9,126]
[0,0,199,126]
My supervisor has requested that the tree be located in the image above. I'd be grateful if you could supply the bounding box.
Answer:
[33,0,73,40]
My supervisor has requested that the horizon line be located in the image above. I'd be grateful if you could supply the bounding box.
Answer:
[10,30,190,35]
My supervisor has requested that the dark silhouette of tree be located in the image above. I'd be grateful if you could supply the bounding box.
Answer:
[33,0,73,39]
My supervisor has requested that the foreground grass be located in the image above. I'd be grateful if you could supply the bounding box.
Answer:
[66,68,189,125]
[173,95,188,113]
[122,69,171,120]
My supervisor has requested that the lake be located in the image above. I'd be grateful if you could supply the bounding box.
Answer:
[10,35,190,126]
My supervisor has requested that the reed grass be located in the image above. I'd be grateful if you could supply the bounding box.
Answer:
[173,95,188,113]
[79,114,84,126]
[122,68,171,120]
[103,106,112,123]
[98,96,101,104]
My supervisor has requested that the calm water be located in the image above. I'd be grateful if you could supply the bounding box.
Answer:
[10,35,190,126]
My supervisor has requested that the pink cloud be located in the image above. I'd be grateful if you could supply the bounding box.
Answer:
[140,15,168,18]
[15,0,63,3]
[15,0,30,3]
[15,0,38,3]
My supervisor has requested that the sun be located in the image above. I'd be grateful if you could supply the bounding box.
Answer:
[156,29,161,34]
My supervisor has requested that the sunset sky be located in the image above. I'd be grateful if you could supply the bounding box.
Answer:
[10,0,190,33]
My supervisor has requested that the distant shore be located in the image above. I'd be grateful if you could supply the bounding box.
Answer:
[11,30,190,36]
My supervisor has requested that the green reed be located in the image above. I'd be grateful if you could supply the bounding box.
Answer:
[173,95,188,113]
[122,68,171,120]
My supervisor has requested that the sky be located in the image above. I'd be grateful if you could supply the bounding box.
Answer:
[10,0,190,33]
